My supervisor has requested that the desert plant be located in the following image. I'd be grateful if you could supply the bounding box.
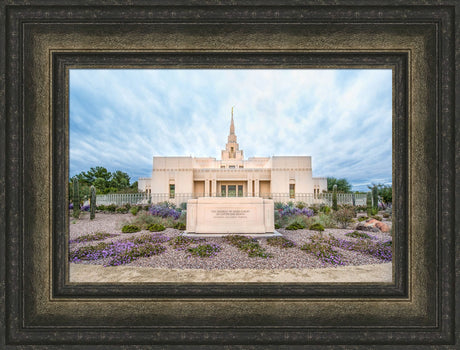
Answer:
[309,223,325,232]
[372,185,379,212]
[358,216,369,222]
[173,222,186,230]
[106,243,166,266]
[224,235,272,258]
[69,232,115,243]
[274,202,285,210]
[147,223,166,232]
[90,185,96,220]
[116,207,128,213]
[383,213,390,219]
[319,204,331,215]
[296,201,307,209]
[121,224,141,233]
[169,235,203,250]
[106,204,117,212]
[332,207,355,228]
[72,178,80,219]
[366,192,373,216]
[266,237,296,248]
[130,206,140,216]
[312,212,336,228]
[179,202,187,211]
[285,222,306,230]
[187,243,221,258]
[300,234,345,266]
[308,205,319,215]
[371,215,382,221]
[345,231,372,239]
[332,184,338,211]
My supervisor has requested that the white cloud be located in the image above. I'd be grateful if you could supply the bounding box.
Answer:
[69,69,392,191]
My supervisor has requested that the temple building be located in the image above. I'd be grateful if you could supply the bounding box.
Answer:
[138,109,327,203]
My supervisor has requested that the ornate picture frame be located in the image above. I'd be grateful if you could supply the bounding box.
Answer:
[1,1,458,347]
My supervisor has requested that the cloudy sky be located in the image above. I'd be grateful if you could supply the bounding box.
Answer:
[69,69,392,192]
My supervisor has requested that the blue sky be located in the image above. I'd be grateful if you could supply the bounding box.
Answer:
[69,69,392,192]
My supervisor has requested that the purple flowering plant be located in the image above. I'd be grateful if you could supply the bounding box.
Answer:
[69,232,117,244]
[300,234,346,266]
[187,243,222,258]
[279,206,314,218]
[266,236,296,248]
[148,205,181,219]
[327,234,392,262]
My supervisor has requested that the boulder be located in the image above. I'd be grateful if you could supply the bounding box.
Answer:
[355,219,390,233]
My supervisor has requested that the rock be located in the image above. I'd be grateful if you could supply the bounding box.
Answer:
[355,219,390,233]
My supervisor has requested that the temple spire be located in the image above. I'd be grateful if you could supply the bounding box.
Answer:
[230,107,235,135]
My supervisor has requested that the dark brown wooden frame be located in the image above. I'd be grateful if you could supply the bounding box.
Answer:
[1,1,458,348]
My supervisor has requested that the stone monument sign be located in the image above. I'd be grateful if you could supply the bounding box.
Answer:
[186,197,274,234]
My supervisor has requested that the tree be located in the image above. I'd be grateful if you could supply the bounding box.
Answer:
[72,166,137,194]
[367,183,392,205]
[111,170,130,190]
[327,177,352,193]
[76,166,111,186]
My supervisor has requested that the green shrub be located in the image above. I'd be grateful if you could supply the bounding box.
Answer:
[274,223,280,229]
[296,201,307,209]
[332,207,356,228]
[130,206,140,216]
[309,223,325,232]
[286,222,306,230]
[383,213,390,218]
[358,216,368,222]
[169,236,203,250]
[312,213,336,228]
[224,235,272,258]
[287,201,295,208]
[121,224,141,233]
[319,205,331,215]
[131,234,170,245]
[371,215,382,221]
[97,204,106,211]
[143,205,150,211]
[147,223,166,232]
[266,237,296,248]
[173,222,186,230]
[355,205,367,212]
[179,202,187,211]
[116,207,128,213]
[106,204,117,212]
[187,243,221,258]
[274,202,284,210]
[345,231,372,239]
[308,205,319,215]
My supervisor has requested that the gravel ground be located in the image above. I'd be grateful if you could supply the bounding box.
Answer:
[70,212,393,270]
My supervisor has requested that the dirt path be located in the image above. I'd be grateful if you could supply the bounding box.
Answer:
[69,262,392,283]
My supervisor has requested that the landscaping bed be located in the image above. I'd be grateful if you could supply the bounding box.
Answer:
[69,208,392,270]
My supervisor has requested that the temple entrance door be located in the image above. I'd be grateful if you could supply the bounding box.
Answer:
[220,183,245,197]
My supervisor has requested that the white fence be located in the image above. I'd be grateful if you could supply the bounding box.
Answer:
[96,192,367,207]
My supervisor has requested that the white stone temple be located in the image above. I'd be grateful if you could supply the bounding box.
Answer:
[138,109,327,203]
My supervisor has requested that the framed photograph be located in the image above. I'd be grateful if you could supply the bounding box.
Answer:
[2,1,458,348]
[67,67,394,285]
